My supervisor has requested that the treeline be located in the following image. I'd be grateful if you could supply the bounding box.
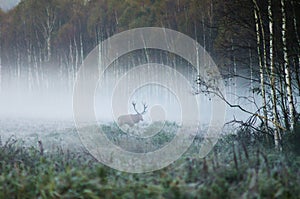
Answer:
[0,0,221,91]
[0,0,222,65]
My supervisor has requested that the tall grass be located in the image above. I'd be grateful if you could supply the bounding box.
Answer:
[0,125,300,199]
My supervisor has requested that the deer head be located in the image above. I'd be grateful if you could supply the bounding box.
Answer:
[117,102,148,127]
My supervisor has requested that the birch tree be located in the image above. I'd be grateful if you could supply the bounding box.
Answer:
[291,0,300,95]
[268,0,281,147]
[43,5,56,62]
[0,26,2,93]
[0,11,2,93]
[253,0,268,130]
[281,0,296,130]
[33,0,57,62]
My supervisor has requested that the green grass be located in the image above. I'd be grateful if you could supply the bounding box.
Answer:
[102,121,178,152]
[0,125,300,199]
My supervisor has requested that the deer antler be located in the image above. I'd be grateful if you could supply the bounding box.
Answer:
[140,102,148,115]
[132,102,147,115]
[132,102,139,114]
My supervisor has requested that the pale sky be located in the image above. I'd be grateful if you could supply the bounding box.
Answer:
[0,0,20,11]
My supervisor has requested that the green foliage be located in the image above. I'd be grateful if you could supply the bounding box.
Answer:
[282,122,300,155]
[0,0,225,65]
[1,126,300,198]
[101,121,178,152]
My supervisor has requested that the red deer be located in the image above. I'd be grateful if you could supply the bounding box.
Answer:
[117,102,147,127]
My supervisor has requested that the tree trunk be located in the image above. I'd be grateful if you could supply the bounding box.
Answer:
[291,0,300,95]
[74,35,79,74]
[17,46,21,88]
[69,40,74,90]
[46,37,51,62]
[80,34,84,66]
[41,6,56,62]
[294,58,300,96]
[253,0,268,129]
[97,29,102,72]
[279,66,290,130]
[0,28,2,93]
[33,47,40,90]
[281,0,296,130]
[268,0,280,147]
[26,38,33,91]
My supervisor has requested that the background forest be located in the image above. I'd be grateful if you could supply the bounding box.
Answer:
[1,0,299,144]
[0,0,300,198]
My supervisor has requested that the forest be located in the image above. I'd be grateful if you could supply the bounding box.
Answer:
[0,0,300,198]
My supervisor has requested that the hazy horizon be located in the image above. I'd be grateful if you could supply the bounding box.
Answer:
[0,0,20,11]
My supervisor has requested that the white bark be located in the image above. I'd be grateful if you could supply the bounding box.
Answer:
[26,38,34,91]
[97,30,102,72]
[268,0,280,147]
[0,28,2,93]
[40,6,56,61]
[253,0,268,128]
[232,39,237,105]
[80,34,84,66]
[281,0,296,129]
[249,43,255,113]
[291,1,300,95]
[17,47,21,86]
[28,60,33,91]
[74,36,79,74]
[33,49,40,90]
[69,40,75,90]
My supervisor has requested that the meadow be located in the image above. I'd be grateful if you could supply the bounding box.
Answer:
[1,121,300,199]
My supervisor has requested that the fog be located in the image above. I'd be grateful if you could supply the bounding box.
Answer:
[0,0,20,11]
[0,81,73,121]
[0,63,256,127]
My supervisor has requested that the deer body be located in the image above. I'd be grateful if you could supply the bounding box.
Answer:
[117,114,143,127]
[117,102,147,127]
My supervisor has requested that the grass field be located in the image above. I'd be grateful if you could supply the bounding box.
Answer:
[0,122,300,199]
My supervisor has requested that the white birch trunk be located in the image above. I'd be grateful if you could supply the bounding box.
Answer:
[17,47,21,88]
[41,6,56,62]
[27,38,33,91]
[253,0,268,129]
[281,0,296,130]
[0,28,2,93]
[80,34,84,66]
[268,0,280,148]
[291,1,300,95]
[33,47,40,90]
[69,40,74,90]
[74,36,79,75]
[46,37,51,61]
